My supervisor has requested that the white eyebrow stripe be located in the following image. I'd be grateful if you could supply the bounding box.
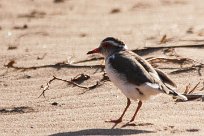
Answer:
[123,45,128,49]
[105,40,127,49]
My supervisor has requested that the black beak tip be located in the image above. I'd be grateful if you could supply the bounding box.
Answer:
[87,51,92,55]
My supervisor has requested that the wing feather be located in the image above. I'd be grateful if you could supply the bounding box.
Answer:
[108,51,154,85]
[155,68,177,87]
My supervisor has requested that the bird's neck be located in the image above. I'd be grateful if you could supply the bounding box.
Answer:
[105,49,126,61]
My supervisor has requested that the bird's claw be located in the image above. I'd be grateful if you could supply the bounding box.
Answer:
[105,118,122,124]
[121,121,136,128]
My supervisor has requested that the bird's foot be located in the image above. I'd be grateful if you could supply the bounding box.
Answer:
[105,118,122,124]
[121,121,136,128]
[130,118,134,122]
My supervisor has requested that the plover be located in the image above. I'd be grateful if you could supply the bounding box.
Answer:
[87,37,187,124]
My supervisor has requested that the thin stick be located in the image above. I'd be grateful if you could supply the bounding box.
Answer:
[145,44,204,49]
[184,83,191,94]
[147,57,195,64]
[4,61,104,71]
[199,81,204,92]
[38,73,109,98]
[38,76,98,98]
[170,64,204,74]
[188,82,201,94]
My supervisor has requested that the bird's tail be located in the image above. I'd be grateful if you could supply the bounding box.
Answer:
[161,82,187,101]
[169,91,188,101]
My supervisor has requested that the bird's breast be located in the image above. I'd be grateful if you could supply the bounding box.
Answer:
[105,60,141,100]
[105,61,126,89]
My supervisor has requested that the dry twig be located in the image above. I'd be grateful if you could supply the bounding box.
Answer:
[145,43,204,49]
[160,34,167,44]
[37,53,47,60]
[199,82,204,92]
[147,57,195,65]
[176,82,204,102]
[170,64,204,75]
[38,73,109,98]
[188,82,201,94]
[184,83,191,94]
[4,60,103,71]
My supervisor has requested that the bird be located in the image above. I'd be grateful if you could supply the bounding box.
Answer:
[87,37,187,124]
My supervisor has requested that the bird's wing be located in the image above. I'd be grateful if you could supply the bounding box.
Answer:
[155,68,177,87]
[131,51,177,87]
[108,51,156,86]
[109,50,187,100]
[129,51,186,99]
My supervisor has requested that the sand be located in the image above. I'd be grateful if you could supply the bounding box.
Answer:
[0,0,204,135]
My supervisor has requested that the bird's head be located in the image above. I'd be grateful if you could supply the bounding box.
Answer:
[87,37,128,58]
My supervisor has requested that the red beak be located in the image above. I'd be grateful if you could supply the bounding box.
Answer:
[87,48,100,54]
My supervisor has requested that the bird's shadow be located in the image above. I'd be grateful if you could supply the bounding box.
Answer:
[49,128,155,136]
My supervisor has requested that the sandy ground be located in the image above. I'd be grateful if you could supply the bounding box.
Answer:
[1,0,204,135]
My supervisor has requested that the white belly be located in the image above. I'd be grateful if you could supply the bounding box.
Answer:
[105,62,160,101]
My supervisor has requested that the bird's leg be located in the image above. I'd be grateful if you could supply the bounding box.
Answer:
[105,98,131,124]
[130,100,142,122]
